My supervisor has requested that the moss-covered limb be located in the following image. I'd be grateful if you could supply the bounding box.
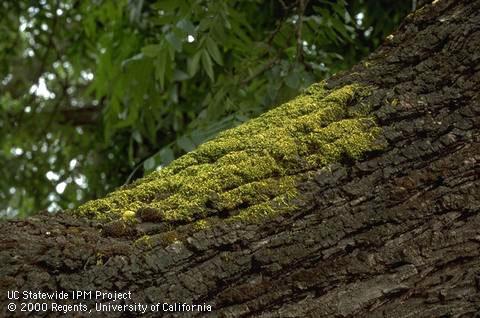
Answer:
[75,82,385,224]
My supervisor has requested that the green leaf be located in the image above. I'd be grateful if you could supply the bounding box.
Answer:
[235,113,250,122]
[332,1,347,18]
[166,32,182,52]
[201,50,214,81]
[142,44,162,57]
[128,137,134,164]
[205,37,223,65]
[159,147,175,165]
[143,157,156,171]
[176,19,196,35]
[121,53,144,70]
[187,50,202,77]
[145,110,157,143]
[173,69,190,81]
[143,145,176,172]
[177,135,196,152]
[132,130,142,143]
[285,71,300,89]
[155,49,168,90]
[331,17,350,41]
[170,85,178,103]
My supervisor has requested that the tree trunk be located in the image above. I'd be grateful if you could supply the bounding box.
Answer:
[1,0,480,317]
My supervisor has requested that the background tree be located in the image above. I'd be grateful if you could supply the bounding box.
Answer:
[0,0,412,217]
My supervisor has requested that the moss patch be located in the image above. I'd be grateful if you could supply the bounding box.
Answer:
[134,235,152,248]
[75,82,384,224]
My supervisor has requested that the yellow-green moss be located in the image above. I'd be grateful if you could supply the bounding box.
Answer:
[75,82,384,224]
[122,210,136,220]
[134,235,152,248]
[96,253,104,266]
[193,219,209,230]
[362,61,372,68]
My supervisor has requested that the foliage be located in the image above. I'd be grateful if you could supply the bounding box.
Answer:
[0,0,411,217]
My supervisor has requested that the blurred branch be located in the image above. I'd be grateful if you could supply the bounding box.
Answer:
[58,105,102,126]
[277,0,288,11]
[240,58,278,85]
[295,0,308,63]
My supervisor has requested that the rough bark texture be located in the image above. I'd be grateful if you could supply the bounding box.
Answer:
[1,0,480,317]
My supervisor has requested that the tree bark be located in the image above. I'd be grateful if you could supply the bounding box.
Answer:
[1,0,480,317]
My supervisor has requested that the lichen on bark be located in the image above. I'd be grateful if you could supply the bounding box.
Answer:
[75,82,385,224]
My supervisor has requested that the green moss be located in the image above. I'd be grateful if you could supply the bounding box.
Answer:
[193,219,209,230]
[75,82,384,224]
[134,235,152,248]
[96,253,104,266]
[362,61,372,68]
[122,210,136,220]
